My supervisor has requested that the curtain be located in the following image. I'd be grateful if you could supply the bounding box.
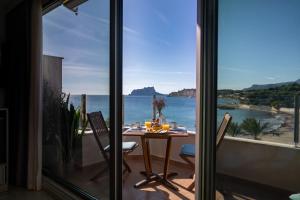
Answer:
[6,0,31,187]
[6,0,43,190]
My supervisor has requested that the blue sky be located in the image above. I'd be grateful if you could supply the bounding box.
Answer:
[43,0,196,95]
[43,0,300,94]
[219,0,300,89]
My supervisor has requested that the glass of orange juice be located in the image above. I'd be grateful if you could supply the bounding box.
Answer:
[162,123,170,131]
[145,121,152,130]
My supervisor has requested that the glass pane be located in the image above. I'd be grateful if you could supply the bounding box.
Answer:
[123,0,197,199]
[217,0,300,198]
[42,0,110,199]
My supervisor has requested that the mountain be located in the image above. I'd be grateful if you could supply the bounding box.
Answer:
[244,79,300,90]
[129,87,164,96]
[168,88,196,97]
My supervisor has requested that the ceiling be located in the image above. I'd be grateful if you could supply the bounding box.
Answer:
[0,0,57,13]
[0,0,12,8]
[0,0,21,13]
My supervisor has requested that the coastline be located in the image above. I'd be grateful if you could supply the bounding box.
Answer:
[219,102,295,144]
[218,102,295,116]
[235,112,295,145]
[71,94,296,144]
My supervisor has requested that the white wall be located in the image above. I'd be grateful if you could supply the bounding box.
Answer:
[43,55,63,95]
[124,133,300,192]
[217,137,300,192]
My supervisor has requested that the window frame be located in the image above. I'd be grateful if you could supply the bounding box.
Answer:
[196,0,219,199]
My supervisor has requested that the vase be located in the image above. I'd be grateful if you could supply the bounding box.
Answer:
[159,113,166,124]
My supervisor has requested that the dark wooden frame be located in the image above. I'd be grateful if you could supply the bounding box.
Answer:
[109,0,123,199]
[196,0,219,199]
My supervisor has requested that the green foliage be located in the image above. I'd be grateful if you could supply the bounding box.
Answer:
[241,83,300,108]
[219,83,300,108]
[241,118,269,140]
[61,94,89,162]
[43,81,87,164]
[227,122,241,137]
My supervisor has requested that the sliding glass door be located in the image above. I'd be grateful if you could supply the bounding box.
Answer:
[42,0,117,199]
[216,0,300,199]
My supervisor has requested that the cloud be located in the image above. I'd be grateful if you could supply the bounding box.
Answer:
[63,81,109,95]
[80,11,109,24]
[63,63,109,77]
[154,9,169,25]
[265,76,276,80]
[62,63,109,95]
[44,18,104,43]
[123,26,139,35]
[81,11,140,35]
[124,68,193,76]
[219,66,254,73]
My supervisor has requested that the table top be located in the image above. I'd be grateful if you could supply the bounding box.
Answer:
[123,128,188,138]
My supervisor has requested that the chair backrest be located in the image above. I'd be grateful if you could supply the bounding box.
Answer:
[216,113,232,149]
[87,111,110,163]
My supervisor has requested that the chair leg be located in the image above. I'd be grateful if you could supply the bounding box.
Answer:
[180,154,195,170]
[180,154,196,190]
[187,174,195,190]
[123,158,131,173]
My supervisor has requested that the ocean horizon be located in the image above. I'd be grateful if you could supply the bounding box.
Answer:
[69,95,280,132]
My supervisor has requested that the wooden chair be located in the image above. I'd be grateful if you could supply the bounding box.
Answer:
[87,111,138,180]
[179,113,232,190]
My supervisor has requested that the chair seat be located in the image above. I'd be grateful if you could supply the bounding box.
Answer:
[122,141,138,151]
[104,141,138,152]
[290,194,300,200]
[180,144,195,157]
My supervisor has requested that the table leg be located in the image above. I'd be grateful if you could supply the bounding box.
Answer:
[162,137,179,190]
[135,136,154,188]
[146,139,152,172]
[141,136,152,178]
[163,137,172,179]
[135,136,179,191]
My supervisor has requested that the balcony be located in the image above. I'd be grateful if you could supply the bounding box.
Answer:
[48,130,295,200]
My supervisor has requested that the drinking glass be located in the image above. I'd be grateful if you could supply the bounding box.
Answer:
[162,123,170,131]
[145,121,151,128]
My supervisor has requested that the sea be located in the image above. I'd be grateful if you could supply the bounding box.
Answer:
[69,95,283,132]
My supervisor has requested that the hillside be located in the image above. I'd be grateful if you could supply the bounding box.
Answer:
[168,89,196,97]
[220,83,300,108]
[244,79,300,90]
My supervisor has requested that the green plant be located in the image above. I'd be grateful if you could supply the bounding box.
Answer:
[227,122,241,137]
[43,82,88,164]
[60,94,88,162]
[241,118,268,140]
